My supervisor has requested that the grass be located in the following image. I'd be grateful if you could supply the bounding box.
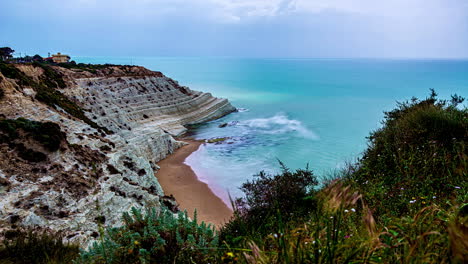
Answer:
[0,228,80,264]
[345,91,467,218]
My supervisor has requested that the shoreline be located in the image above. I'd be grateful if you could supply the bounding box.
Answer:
[155,139,233,228]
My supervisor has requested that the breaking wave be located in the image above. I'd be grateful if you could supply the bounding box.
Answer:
[240,113,319,140]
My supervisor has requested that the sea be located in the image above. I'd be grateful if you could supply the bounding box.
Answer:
[75,57,468,203]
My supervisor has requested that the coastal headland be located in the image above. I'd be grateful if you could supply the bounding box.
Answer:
[0,61,236,246]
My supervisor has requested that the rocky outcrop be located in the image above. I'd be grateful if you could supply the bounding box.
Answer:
[0,63,235,246]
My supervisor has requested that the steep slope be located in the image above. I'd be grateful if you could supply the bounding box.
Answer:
[0,63,235,246]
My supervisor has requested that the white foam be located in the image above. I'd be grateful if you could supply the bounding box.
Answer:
[241,113,319,140]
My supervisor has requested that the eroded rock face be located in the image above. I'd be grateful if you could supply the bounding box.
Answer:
[0,64,235,246]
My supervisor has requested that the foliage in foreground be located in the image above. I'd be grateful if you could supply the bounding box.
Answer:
[222,164,319,242]
[3,92,467,263]
[0,228,80,264]
[238,183,467,264]
[346,90,467,217]
[76,207,219,264]
[219,91,467,263]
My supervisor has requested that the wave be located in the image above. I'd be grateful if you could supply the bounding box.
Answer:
[236,108,250,112]
[240,113,319,140]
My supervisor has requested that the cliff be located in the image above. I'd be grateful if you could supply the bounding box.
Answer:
[0,62,235,245]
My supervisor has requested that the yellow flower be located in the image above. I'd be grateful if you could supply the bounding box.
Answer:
[422,201,426,205]
[134,241,140,246]
[226,252,235,258]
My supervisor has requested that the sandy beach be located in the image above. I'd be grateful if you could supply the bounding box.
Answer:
[155,139,233,228]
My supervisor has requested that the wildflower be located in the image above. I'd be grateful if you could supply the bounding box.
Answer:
[422,201,426,205]
[351,208,356,212]
[433,196,436,199]
[455,186,461,189]
[273,233,278,238]
[134,241,140,246]
[400,187,404,190]
[344,209,349,213]
[344,235,351,239]
[226,252,235,258]
[409,200,416,204]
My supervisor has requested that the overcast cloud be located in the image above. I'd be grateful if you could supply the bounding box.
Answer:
[1,0,468,57]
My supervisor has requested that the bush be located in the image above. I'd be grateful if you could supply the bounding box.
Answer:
[0,228,80,264]
[221,164,318,244]
[347,91,467,217]
[0,118,66,152]
[240,183,465,264]
[77,207,220,264]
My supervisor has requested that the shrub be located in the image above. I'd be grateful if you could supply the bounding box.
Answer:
[347,91,467,217]
[0,228,80,264]
[77,207,220,264]
[241,183,463,264]
[221,164,318,244]
[0,118,66,152]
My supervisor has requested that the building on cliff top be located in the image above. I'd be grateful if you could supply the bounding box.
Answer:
[51,52,70,63]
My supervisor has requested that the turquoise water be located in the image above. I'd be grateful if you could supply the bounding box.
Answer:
[76,57,468,201]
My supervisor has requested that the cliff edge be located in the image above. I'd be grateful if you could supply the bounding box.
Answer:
[0,62,235,246]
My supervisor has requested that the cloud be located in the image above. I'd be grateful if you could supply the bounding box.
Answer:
[2,0,468,57]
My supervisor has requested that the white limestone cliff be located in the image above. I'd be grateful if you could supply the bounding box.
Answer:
[0,64,235,246]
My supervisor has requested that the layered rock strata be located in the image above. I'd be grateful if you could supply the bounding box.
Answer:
[0,63,235,246]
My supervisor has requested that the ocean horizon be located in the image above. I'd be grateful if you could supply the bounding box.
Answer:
[77,57,468,202]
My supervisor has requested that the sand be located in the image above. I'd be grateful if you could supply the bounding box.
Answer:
[155,139,233,228]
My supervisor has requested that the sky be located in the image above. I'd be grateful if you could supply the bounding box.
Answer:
[1,0,468,58]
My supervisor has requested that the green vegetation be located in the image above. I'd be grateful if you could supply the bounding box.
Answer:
[346,90,467,217]
[0,92,465,263]
[57,62,119,74]
[222,165,318,242]
[0,62,110,133]
[0,228,80,264]
[0,47,14,61]
[0,118,65,152]
[76,207,219,264]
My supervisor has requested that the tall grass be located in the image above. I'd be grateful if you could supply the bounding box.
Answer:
[0,228,80,264]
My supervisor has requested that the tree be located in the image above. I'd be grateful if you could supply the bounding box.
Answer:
[0,47,15,61]
[32,54,44,62]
